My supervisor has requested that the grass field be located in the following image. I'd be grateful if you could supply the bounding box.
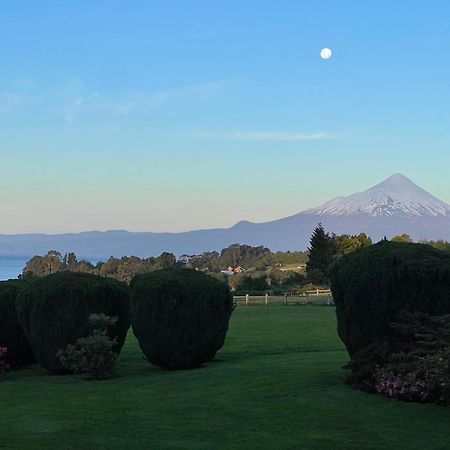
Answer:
[2,306,450,449]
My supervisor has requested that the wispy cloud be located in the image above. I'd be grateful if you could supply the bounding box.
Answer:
[112,79,236,116]
[190,131,331,142]
[56,77,237,122]
[0,91,35,114]
[0,75,237,123]
[11,76,36,91]
[228,132,328,141]
[64,97,85,123]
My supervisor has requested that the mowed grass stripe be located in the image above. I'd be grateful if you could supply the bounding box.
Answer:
[1,307,450,449]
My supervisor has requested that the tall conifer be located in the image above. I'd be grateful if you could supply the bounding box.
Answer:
[306,223,338,284]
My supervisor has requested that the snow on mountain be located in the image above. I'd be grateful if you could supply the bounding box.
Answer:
[2,173,450,258]
[304,173,450,218]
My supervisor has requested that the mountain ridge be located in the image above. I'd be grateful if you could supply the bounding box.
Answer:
[1,173,450,258]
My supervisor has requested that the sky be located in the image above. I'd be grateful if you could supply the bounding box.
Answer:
[1,1,450,233]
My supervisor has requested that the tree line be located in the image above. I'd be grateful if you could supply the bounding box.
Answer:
[306,224,372,284]
[22,251,177,283]
[21,227,450,290]
[305,226,450,285]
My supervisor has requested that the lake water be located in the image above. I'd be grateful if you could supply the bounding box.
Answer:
[0,255,30,281]
[0,255,106,281]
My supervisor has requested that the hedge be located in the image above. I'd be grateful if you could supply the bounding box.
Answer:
[130,268,234,369]
[330,240,450,356]
[16,272,130,373]
[0,280,35,367]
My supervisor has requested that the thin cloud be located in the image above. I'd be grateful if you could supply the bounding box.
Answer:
[0,91,35,114]
[11,76,35,90]
[64,97,85,123]
[191,131,331,142]
[56,77,238,122]
[113,78,237,116]
[0,75,238,123]
[228,132,329,141]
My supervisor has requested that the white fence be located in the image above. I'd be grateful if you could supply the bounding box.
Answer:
[233,290,333,307]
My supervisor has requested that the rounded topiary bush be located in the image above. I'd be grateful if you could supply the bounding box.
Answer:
[16,272,130,373]
[0,280,35,367]
[330,240,450,356]
[130,268,234,370]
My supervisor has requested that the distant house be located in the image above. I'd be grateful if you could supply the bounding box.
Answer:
[221,266,246,275]
[178,255,192,265]
[229,265,245,273]
[221,269,235,276]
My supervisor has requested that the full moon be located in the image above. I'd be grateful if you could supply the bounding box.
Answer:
[320,48,332,60]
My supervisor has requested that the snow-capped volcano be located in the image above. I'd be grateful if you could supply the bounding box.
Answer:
[305,173,450,218]
[1,173,450,258]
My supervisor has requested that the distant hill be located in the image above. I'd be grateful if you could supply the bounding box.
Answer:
[2,173,450,258]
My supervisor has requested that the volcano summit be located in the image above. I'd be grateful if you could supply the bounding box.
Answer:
[1,174,450,258]
[305,173,450,218]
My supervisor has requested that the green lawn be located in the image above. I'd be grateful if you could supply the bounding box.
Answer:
[2,306,450,449]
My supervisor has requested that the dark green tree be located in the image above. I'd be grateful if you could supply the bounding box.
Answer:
[22,251,64,277]
[336,233,372,256]
[420,239,450,251]
[391,233,412,243]
[306,224,338,284]
[64,252,78,270]
[235,275,269,292]
[156,252,177,269]
[219,244,271,269]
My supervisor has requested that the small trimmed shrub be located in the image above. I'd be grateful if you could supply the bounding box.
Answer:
[130,268,234,370]
[0,280,35,367]
[16,272,130,373]
[330,241,450,356]
[0,346,11,376]
[57,314,118,379]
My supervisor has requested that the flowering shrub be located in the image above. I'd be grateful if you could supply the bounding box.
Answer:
[0,346,11,376]
[346,312,450,405]
[375,371,431,403]
[57,314,118,380]
[375,348,450,404]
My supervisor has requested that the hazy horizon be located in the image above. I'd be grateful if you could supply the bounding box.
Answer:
[0,172,446,235]
[2,2,450,233]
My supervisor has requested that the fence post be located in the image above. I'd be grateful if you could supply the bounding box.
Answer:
[245,294,249,307]
[283,293,287,305]
[265,293,268,306]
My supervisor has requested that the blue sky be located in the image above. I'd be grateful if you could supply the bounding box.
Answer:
[1,1,449,233]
